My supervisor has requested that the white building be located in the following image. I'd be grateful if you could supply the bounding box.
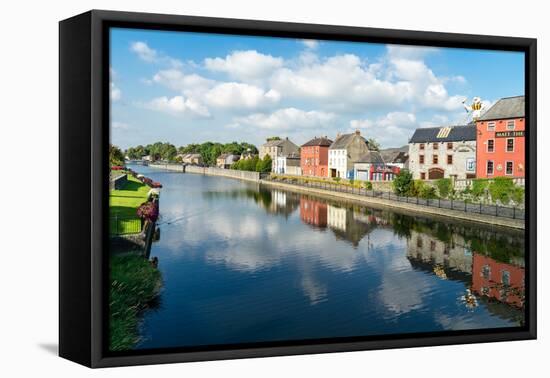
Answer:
[273,153,301,175]
[328,130,370,179]
[408,125,477,180]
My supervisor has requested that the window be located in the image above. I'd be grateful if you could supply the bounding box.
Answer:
[487,160,494,175]
[419,154,425,164]
[487,122,496,131]
[447,155,453,165]
[447,142,453,150]
[430,241,436,251]
[507,120,516,130]
[502,270,511,286]
[506,161,513,175]
[433,155,438,164]
[420,172,426,180]
[420,143,425,150]
[487,139,494,152]
[433,143,439,150]
[506,138,514,152]
[481,265,491,279]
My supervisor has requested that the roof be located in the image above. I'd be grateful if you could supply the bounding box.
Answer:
[356,150,385,164]
[392,152,409,164]
[409,125,476,143]
[302,136,333,147]
[478,96,525,121]
[263,139,286,147]
[330,132,367,149]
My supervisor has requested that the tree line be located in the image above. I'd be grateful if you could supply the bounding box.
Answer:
[124,141,259,166]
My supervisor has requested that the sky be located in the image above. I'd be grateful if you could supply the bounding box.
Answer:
[110,27,524,150]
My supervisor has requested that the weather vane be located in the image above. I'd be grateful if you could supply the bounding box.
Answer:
[462,97,486,122]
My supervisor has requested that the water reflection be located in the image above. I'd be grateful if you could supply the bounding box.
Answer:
[130,167,525,350]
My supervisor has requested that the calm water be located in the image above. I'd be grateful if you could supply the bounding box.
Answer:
[129,165,525,350]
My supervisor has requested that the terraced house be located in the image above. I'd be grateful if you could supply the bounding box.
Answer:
[475,96,525,179]
[259,137,300,161]
[408,125,477,180]
[328,130,370,179]
[301,136,333,177]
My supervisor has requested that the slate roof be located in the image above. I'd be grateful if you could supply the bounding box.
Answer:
[263,139,286,147]
[478,96,525,121]
[330,133,367,149]
[409,125,476,143]
[356,150,385,164]
[392,151,409,164]
[302,136,333,147]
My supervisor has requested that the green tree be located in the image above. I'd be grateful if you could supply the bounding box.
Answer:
[436,178,453,198]
[393,169,413,196]
[367,138,381,151]
[109,144,125,166]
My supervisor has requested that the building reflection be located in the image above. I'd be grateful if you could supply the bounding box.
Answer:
[472,253,525,309]
[405,224,525,322]
[300,197,328,228]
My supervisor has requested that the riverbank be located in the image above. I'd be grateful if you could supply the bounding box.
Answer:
[145,164,524,230]
[109,254,162,351]
[261,179,525,230]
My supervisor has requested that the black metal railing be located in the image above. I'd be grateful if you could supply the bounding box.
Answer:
[263,177,524,220]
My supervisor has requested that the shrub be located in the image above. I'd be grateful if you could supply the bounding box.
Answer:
[364,181,373,190]
[393,169,413,196]
[333,177,341,183]
[511,186,525,205]
[436,178,452,198]
[471,179,489,200]
[137,201,159,222]
[419,185,437,199]
[488,177,515,205]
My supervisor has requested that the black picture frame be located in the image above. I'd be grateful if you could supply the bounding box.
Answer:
[59,9,537,368]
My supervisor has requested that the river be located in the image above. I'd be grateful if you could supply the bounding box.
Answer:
[127,165,525,350]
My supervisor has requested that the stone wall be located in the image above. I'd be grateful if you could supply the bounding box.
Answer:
[150,164,261,182]
[149,163,184,172]
[186,165,260,182]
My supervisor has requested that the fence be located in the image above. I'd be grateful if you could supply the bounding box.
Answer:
[110,216,143,235]
[263,176,525,220]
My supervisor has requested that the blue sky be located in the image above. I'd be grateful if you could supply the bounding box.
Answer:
[110,28,524,149]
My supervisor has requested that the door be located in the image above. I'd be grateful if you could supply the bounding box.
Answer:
[428,168,444,179]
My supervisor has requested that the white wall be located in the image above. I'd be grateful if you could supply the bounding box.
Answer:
[2,1,546,377]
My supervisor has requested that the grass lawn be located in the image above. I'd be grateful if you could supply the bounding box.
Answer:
[109,254,162,351]
[110,172,151,235]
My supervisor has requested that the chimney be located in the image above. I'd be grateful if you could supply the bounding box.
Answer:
[336,132,341,139]
[355,129,361,136]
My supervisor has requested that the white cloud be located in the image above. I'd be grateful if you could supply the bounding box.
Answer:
[270,54,413,109]
[145,96,210,117]
[204,82,281,109]
[301,39,319,50]
[350,112,417,147]
[233,107,335,130]
[130,41,157,62]
[110,82,121,102]
[205,50,283,81]
[152,69,214,95]
[112,121,129,130]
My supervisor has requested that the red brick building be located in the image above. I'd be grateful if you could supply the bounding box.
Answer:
[476,96,525,178]
[301,136,333,177]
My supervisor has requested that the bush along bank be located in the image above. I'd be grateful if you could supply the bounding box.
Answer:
[392,170,525,207]
[109,254,162,351]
